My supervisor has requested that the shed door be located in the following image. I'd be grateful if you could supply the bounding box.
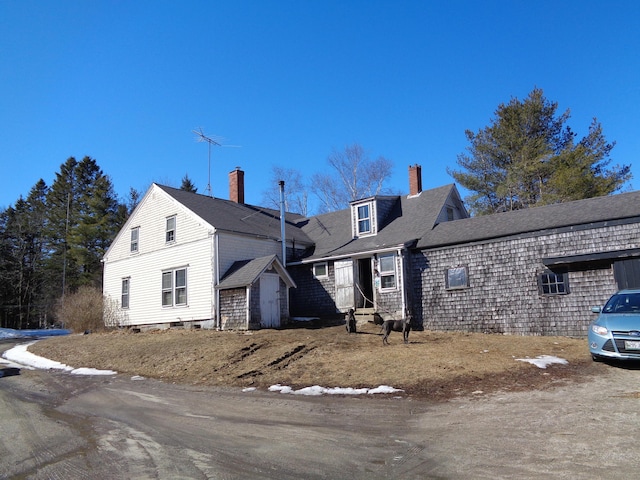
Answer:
[614,259,640,289]
[260,273,280,328]
[334,259,354,312]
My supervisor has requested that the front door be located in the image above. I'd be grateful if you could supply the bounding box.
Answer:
[260,274,280,328]
[334,259,354,312]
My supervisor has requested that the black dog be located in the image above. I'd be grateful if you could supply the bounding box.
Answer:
[346,308,357,334]
[381,317,411,345]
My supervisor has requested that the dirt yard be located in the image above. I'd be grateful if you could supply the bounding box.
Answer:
[29,321,596,400]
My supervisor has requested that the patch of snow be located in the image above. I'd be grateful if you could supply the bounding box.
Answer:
[1,341,116,376]
[516,355,568,369]
[268,384,403,396]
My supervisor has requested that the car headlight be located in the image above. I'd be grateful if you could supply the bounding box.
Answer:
[591,324,609,336]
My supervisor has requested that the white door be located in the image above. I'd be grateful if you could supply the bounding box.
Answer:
[260,274,280,328]
[334,259,354,312]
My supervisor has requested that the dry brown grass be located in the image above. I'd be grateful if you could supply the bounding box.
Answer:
[28,322,596,400]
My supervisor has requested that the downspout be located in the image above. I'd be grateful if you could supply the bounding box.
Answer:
[399,247,407,318]
[279,180,287,267]
[214,231,221,330]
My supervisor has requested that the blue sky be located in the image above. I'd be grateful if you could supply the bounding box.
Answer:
[1,0,638,212]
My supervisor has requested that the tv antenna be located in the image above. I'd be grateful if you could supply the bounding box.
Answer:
[193,128,223,196]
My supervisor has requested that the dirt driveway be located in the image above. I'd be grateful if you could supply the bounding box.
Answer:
[2,339,640,479]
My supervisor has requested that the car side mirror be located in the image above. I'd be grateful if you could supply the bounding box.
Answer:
[591,306,602,313]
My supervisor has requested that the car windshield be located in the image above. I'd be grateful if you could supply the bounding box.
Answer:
[603,293,640,313]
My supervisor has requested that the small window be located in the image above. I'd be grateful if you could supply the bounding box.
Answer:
[446,207,454,221]
[538,270,569,295]
[166,216,176,243]
[378,254,396,290]
[313,262,328,278]
[130,227,139,253]
[162,268,187,307]
[121,278,130,309]
[357,204,371,234]
[446,266,469,290]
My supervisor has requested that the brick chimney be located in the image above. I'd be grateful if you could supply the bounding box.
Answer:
[409,164,422,196]
[229,167,244,203]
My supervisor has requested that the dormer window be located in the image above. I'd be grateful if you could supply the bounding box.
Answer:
[352,200,377,238]
[357,204,371,234]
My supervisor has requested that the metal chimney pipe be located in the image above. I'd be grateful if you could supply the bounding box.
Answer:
[279,180,286,267]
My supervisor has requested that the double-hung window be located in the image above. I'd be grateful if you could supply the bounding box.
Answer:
[357,204,371,235]
[166,216,176,243]
[121,278,130,309]
[378,254,396,290]
[162,268,187,307]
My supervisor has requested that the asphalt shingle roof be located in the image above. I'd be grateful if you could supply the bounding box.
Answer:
[417,189,640,249]
[296,184,457,260]
[217,255,278,289]
[157,185,313,246]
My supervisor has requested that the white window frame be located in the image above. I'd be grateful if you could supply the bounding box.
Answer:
[378,253,397,291]
[130,227,139,253]
[313,262,328,279]
[165,215,176,243]
[357,204,371,235]
[121,277,130,309]
[446,266,469,290]
[162,267,187,307]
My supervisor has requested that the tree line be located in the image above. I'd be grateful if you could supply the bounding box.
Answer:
[0,157,129,329]
[0,88,632,328]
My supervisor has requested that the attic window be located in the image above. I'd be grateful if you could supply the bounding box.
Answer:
[166,215,176,243]
[446,207,454,221]
[130,227,139,253]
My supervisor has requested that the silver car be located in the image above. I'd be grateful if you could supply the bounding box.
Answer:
[589,289,640,361]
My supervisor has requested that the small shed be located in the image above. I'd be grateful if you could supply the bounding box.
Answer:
[216,255,296,330]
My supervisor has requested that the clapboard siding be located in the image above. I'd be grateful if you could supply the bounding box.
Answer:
[104,185,214,263]
[103,185,216,327]
[414,222,639,336]
[217,232,283,276]
[104,236,214,327]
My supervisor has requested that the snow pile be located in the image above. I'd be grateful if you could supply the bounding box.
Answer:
[1,341,116,375]
[268,384,403,396]
[516,355,568,369]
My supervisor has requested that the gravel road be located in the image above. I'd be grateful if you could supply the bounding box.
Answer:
[2,340,639,479]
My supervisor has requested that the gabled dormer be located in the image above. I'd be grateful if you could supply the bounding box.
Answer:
[351,198,377,238]
[350,195,399,239]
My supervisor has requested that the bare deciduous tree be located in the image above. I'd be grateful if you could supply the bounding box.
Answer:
[261,166,310,216]
[311,143,394,213]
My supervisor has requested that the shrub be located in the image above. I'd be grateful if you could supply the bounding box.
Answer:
[56,286,111,333]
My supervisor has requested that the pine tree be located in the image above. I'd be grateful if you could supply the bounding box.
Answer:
[448,88,631,215]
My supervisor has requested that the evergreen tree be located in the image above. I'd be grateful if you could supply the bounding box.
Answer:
[45,157,122,297]
[180,174,198,193]
[448,88,632,215]
[0,180,49,328]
